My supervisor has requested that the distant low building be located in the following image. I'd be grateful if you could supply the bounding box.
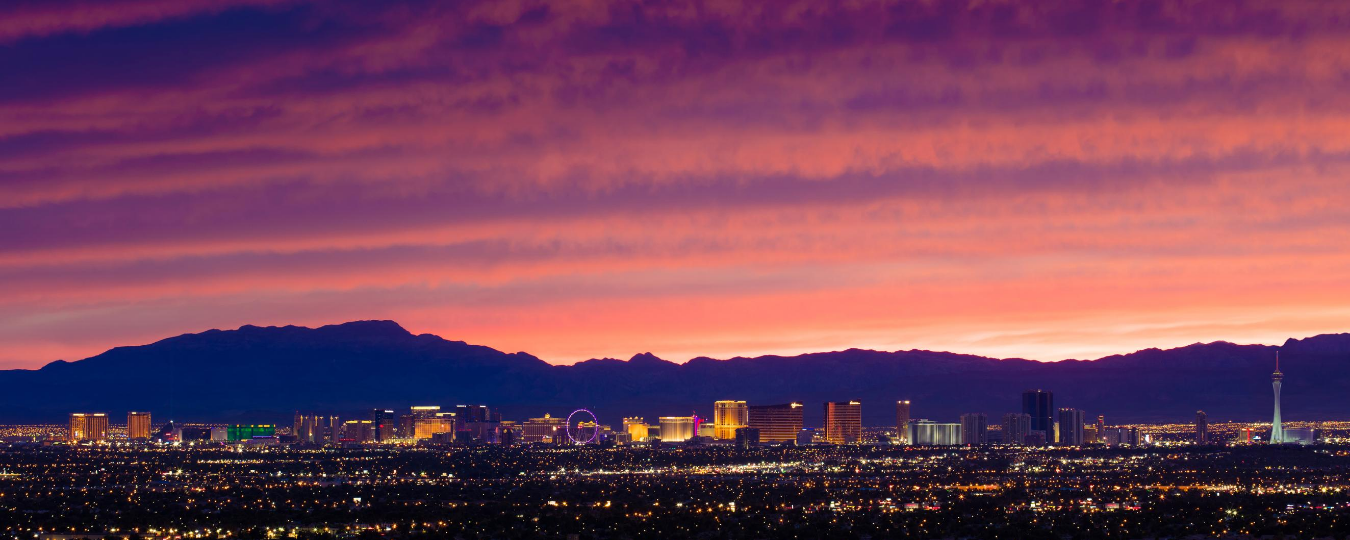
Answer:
[734,427,759,449]
[227,424,276,442]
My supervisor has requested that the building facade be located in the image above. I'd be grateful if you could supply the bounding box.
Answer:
[658,416,697,442]
[747,403,804,443]
[895,400,911,445]
[68,413,109,442]
[910,420,961,446]
[127,412,151,440]
[1057,408,1085,445]
[823,401,862,444]
[1001,413,1031,445]
[1195,410,1208,444]
[960,413,988,445]
[1022,390,1054,436]
[521,414,565,444]
[713,400,749,440]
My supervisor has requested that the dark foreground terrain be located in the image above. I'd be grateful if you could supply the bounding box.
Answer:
[4,444,1350,539]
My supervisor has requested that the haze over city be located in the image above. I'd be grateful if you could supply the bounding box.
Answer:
[5,0,1350,370]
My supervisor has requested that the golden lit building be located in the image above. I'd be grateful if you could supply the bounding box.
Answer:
[68,413,109,442]
[68,413,88,442]
[413,415,454,439]
[747,402,803,443]
[658,416,696,442]
[623,417,649,442]
[522,414,566,443]
[824,401,862,444]
[713,400,748,440]
[127,412,151,440]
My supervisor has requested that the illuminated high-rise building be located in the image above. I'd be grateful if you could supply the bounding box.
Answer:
[1001,413,1030,445]
[1056,408,1085,445]
[747,403,803,443]
[1195,410,1208,444]
[909,420,961,445]
[658,416,697,442]
[68,413,88,442]
[1022,390,1054,436]
[521,414,565,444]
[1095,415,1106,443]
[341,420,373,442]
[895,401,911,445]
[127,412,151,440]
[414,414,454,439]
[295,412,341,444]
[960,413,987,445]
[69,413,109,442]
[823,401,862,444]
[713,400,748,440]
[622,417,649,442]
[1270,351,1285,444]
[86,414,109,441]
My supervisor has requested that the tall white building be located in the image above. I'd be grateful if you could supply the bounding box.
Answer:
[909,420,961,446]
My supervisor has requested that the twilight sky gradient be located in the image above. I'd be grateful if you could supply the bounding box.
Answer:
[4,0,1350,369]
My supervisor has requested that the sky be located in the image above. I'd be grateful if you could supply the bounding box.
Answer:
[2,0,1350,369]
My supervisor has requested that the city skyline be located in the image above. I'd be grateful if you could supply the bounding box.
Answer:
[44,351,1298,445]
[0,319,1337,426]
[5,1,1348,538]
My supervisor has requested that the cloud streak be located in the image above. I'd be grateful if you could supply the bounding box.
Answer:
[2,0,1349,367]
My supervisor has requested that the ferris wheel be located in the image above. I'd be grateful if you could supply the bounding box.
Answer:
[566,409,599,444]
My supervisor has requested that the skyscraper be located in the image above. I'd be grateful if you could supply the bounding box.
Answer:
[1270,351,1285,444]
[909,420,962,445]
[659,416,697,442]
[68,413,88,442]
[823,401,862,444]
[623,417,649,442]
[1022,390,1054,436]
[456,405,489,423]
[1195,410,1208,444]
[1001,413,1031,445]
[127,412,151,440]
[521,414,565,443]
[713,400,748,440]
[1096,415,1106,443]
[371,409,394,442]
[69,413,110,442]
[747,403,804,443]
[1056,408,1084,445]
[960,413,987,445]
[895,400,911,445]
[414,415,454,439]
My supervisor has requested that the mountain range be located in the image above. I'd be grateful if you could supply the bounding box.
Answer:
[4,320,1349,426]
